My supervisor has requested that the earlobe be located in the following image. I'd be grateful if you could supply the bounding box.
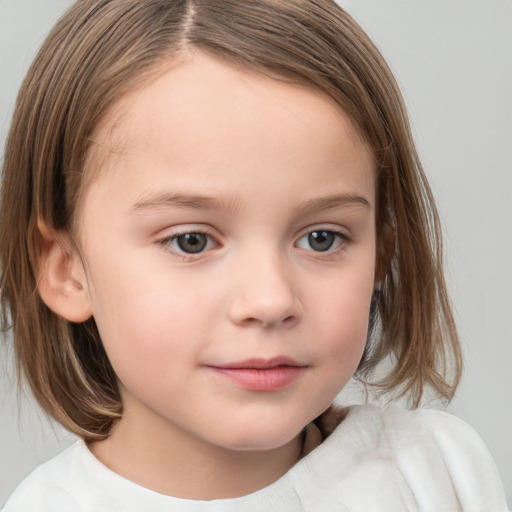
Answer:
[36,221,92,323]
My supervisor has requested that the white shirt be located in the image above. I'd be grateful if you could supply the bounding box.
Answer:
[2,405,508,511]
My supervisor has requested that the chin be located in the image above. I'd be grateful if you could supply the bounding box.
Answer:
[215,420,304,452]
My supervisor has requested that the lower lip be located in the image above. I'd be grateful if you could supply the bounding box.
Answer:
[208,366,305,392]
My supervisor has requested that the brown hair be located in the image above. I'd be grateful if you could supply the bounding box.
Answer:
[0,0,461,441]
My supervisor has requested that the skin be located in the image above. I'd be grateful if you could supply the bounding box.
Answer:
[50,51,378,499]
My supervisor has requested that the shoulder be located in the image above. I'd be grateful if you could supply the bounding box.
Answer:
[362,404,501,472]
[334,404,508,511]
[2,441,87,512]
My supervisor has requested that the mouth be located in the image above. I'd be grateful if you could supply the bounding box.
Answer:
[206,357,307,392]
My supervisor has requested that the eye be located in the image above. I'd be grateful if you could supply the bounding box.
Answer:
[296,230,346,252]
[165,232,216,255]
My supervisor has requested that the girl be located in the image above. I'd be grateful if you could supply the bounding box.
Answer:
[0,0,507,510]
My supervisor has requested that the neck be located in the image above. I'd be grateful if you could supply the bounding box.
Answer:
[88,403,304,500]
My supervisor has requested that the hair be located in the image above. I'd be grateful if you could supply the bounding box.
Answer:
[1,0,461,441]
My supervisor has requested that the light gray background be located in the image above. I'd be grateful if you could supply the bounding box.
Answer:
[1,0,511,508]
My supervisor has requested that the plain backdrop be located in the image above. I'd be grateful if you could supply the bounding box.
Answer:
[1,0,511,508]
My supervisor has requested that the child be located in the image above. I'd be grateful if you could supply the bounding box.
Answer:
[0,0,507,510]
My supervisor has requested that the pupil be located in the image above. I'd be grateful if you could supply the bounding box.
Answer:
[177,233,207,254]
[308,231,334,252]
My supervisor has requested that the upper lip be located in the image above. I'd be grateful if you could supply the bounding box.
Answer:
[210,356,306,369]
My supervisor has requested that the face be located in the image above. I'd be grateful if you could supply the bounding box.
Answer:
[77,52,376,453]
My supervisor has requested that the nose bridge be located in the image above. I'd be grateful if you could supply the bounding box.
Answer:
[228,241,302,328]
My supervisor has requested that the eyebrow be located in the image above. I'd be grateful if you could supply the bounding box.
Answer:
[292,193,371,216]
[130,191,371,215]
[130,193,241,214]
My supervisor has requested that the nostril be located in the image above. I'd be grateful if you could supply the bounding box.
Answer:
[283,315,296,324]
[261,313,299,329]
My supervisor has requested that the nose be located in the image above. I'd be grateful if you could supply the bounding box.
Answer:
[227,251,303,329]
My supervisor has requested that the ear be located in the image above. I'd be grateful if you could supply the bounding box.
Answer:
[36,221,92,323]
[375,223,395,287]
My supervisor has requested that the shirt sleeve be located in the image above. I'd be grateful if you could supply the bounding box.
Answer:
[417,409,509,512]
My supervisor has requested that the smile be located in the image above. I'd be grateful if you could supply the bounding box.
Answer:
[206,357,307,392]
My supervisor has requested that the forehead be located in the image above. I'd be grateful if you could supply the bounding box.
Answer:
[82,51,375,212]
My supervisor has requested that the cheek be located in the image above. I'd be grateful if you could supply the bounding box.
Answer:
[86,260,200,373]
[294,272,373,423]
[307,261,375,366]
[89,288,205,410]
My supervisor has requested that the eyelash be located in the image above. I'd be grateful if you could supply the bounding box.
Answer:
[158,228,350,260]
[295,230,349,255]
[158,230,218,261]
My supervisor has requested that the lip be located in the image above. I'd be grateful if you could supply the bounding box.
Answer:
[206,357,307,392]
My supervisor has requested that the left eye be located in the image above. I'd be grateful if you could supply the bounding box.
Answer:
[167,232,215,254]
[296,230,345,252]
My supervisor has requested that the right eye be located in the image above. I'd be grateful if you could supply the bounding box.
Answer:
[163,231,217,255]
[295,229,347,253]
